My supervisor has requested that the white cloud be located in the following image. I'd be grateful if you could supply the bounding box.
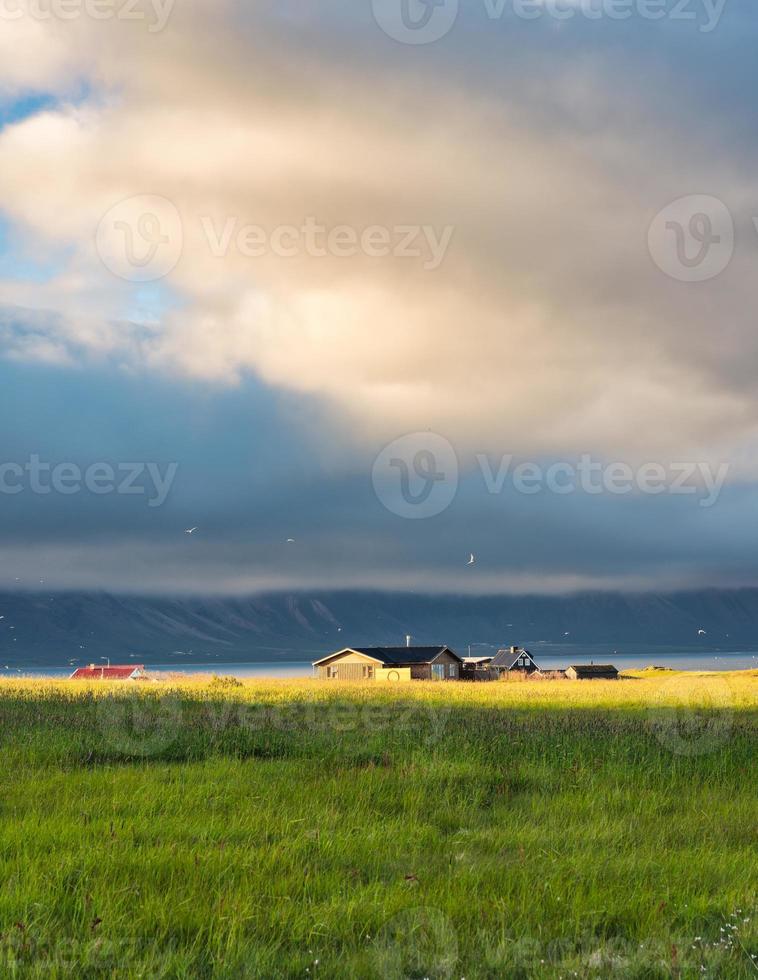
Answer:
[0,2,756,470]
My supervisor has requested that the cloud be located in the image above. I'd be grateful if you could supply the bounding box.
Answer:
[0,4,757,592]
[0,5,757,468]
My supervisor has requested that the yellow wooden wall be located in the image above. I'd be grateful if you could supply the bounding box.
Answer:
[375,667,412,682]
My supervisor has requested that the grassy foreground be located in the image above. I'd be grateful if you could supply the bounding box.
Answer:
[0,671,755,978]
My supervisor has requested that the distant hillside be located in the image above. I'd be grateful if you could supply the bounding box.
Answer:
[1,588,758,667]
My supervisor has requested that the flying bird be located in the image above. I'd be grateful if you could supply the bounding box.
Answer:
[467,553,476,566]
[286,538,295,543]
[185,527,198,535]
[697,629,707,635]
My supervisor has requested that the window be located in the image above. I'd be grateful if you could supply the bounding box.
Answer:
[431,664,445,679]
[447,664,458,678]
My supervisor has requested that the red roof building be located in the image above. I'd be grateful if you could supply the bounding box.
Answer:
[69,664,146,680]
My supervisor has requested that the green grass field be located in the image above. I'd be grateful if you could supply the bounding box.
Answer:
[0,671,755,978]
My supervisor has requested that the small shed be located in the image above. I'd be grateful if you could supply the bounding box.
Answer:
[489,646,541,675]
[460,656,496,681]
[565,664,619,680]
[462,657,493,667]
[70,664,146,680]
[313,646,463,681]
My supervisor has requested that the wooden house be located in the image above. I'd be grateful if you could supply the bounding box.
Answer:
[313,646,463,681]
[565,664,619,680]
[489,646,541,675]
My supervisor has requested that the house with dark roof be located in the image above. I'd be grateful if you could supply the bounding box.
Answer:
[69,664,146,680]
[313,646,463,681]
[489,646,541,675]
[565,664,619,680]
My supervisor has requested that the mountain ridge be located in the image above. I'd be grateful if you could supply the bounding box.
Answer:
[1,588,757,666]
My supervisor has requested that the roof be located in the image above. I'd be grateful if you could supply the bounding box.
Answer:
[489,647,539,669]
[69,665,144,680]
[567,664,619,676]
[313,646,462,667]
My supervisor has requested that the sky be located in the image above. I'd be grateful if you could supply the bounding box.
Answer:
[1,0,758,595]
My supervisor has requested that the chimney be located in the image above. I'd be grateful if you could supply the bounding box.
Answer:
[406,634,412,648]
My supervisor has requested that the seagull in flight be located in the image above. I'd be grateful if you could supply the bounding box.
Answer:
[467,553,476,566]
[286,538,295,543]
[697,629,707,635]
[185,527,198,535]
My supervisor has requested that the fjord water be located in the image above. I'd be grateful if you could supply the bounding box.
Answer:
[8,648,758,678]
